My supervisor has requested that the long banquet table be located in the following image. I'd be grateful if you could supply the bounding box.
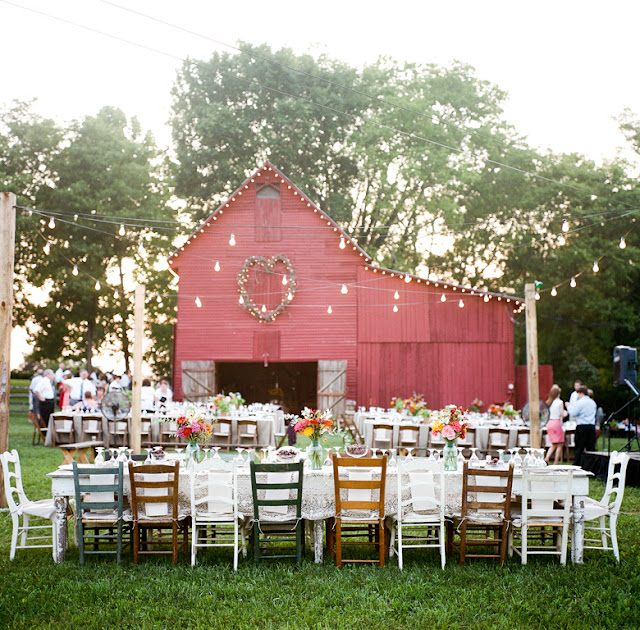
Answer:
[48,461,591,565]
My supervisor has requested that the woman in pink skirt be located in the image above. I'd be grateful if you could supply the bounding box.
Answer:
[545,384,567,464]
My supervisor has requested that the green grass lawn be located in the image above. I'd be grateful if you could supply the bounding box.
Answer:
[1,413,639,629]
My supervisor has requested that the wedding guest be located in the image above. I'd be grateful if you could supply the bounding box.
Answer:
[29,367,43,416]
[96,385,106,404]
[565,379,583,418]
[141,378,156,411]
[121,371,131,390]
[89,369,99,385]
[109,374,123,392]
[68,369,97,406]
[155,378,173,406]
[58,370,73,409]
[97,373,108,390]
[571,385,597,466]
[54,362,66,385]
[34,369,55,427]
[72,391,98,412]
[544,384,567,465]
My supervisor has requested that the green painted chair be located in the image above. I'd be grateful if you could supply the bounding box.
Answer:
[72,461,126,564]
[249,460,304,566]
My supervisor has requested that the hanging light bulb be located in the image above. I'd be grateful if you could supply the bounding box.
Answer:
[394,290,399,300]
[229,233,236,246]
[287,290,293,301]
[535,291,540,301]
[339,237,346,249]
[620,236,627,249]
[558,234,566,246]
[118,224,125,236]
[458,299,464,308]
[282,275,288,286]
[72,264,78,276]
[341,284,348,295]
[114,289,119,299]
[393,304,399,313]
[239,295,244,304]
[95,280,101,290]
[157,296,162,303]
[327,305,333,314]
[551,286,558,297]
[570,276,577,288]
[592,261,599,273]
[404,275,411,283]
[214,260,220,272]
[55,301,60,309]
[562,219,569,233]
[483,294,489,303]
[48,217,55,229]
[43,241,51,255]
[441,293,446,302]
[195,296,202,308]
[261,304,267,313]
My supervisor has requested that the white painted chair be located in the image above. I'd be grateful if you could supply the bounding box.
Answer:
[1,449,58,560]
[509,469,573,565]
[391,458,446,569]
[582,451,629,562]
[189,459,245,569]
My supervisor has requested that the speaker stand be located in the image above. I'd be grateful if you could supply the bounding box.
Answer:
[603,379,640,453]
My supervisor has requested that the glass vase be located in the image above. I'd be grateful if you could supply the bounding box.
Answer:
[185,441,205,466]
[307,440,323,470]
[443,440,458,471]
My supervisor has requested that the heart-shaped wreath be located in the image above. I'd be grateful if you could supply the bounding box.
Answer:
[237,254,297,323]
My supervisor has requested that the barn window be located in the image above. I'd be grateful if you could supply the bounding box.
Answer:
[255,180,282,242]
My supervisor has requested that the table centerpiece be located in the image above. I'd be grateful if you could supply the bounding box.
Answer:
[430,405,469,471]
[287,408,334,469]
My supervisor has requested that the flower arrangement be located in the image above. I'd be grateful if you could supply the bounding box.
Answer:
[488,403,504,417]
[488,402,518,418]
[208,392,245,414]
[287,408,334,442]
[174,406,214,444]
[429,405,469,442]
[468,398,483,413]
[390,394,431,418]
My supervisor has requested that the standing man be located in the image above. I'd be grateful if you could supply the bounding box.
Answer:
[570,385,597,467]
[54,362,66,385]
[34,369,56,428]
[68,369,97,406]
[29,366,43,417]
[565,379,583,418]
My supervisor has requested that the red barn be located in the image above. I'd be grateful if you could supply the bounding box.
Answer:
[169,162,523,415]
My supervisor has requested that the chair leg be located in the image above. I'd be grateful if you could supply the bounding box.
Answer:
[520,524,527,565]
[610,515,620,562]
[439,524,446,569]
[172,522,178,565]
[133,523,139,564]
[10,514,19,560]
[335,519,343,569]
[78,520,85,565]
[459,521,467,565]
[21,514,30,548]
[600,515,608,550]
[379,521,385,567]
[253,523,261,566]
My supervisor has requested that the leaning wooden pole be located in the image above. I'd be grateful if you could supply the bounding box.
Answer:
[525,283,541,448]
[0,193,16,507]
[130,284,145,454]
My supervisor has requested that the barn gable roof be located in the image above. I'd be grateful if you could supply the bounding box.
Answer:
[168,161,524,308]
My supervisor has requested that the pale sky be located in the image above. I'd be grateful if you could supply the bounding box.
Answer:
[2,0,639,369]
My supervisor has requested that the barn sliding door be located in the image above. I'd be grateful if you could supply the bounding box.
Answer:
[317,360,347,418]
[181,360,216,403]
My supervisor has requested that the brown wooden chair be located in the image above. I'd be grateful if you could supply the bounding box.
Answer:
[397,425,420,455]
[80,415,103,442]
[448,461,514,565]
[128,461,189,564]
[372,423,394,451]
[52,414,75,446]
[237,419,259,447]
[486,428,511,457]
[457,427,476,453]
[158,421,177,446]
[213,418,233,450]
[343,412,364,445]
[516,428,531,450]
[329,455,388,568]
[30,413,49,446]
[108,420,129,447]
[563,428,576,463]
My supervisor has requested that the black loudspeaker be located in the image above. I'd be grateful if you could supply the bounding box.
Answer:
[613,346,637,387]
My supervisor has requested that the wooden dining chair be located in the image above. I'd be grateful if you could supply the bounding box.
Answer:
[372,423,394,452]
[30,413,49,446]
[449,461,514,565]
[73,461,127,564]
[128,461,189,564]
[342,412,364,445]
[108,420,129,448]
[563,429,576,463]
[329,456,388,568]
[80,415,103,442]
[486,428,511,457]
[397,425,420,456]
[457,427,476,453]
[213,418,233,451]
[52,414,75,446]
[237,419,259,447]
[249,461,305,566]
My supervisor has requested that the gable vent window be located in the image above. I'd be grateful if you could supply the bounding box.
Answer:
[255,179,282,242]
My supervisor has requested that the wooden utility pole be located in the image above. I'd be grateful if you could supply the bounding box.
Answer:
[0,193,16,507]
[130,284,145,454]
[525,283,541,448]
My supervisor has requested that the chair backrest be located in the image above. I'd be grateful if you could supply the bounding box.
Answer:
[128,461,180,520]
[520,469,573,525]
[462,461,514,521]
[517,428,530,447]
[238,419,258,437]
[458,428,476,447]
[398,425,420,443]
[250,461,304,521]
[372,423,393,443]
[0,450,28,513]
[82,415,102,435]
[488,428,511,448]
[73,462,124,516]
[397,458,444,521]
[332,456,387,519]
[54,415,74,432]
[213,418,233,441]
[602,451,630,514]
[189,459,238,519]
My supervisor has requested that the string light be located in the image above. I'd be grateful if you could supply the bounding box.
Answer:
[114,289,119,299]
[592,261,599,273]
[620,236,626,249]
[441,293,446,302]
[558,234,566,246]
[214,260,221,272]
[393,304,399,312]
[341,284,348,295]
[570,276,577,288]
[261,304,267,313]
[118,223,125,236]
[43,241,50,255]
[239,295,244,304]
[282,275,288,286]
[195,296,202,308]
[229,233,236,246]
[562,219,569,233]
[327,305,333,314]
[95,280,101,290]
[535,291,540,301]
[48,217,55,229]
[404,275,411,284]
[458,299,464,308]
[551,286,558,297]
[339,237,346,249]
[394,290,399,300]
[483,294,489,303]
[72,264,78,276]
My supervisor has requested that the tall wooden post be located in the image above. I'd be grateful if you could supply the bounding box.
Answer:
[130,284,145,454]
[0,193,16,507]
[525,283,540,448]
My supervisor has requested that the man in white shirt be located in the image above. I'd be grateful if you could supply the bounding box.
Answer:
[29,367,43,415]
[120,371,131,390]
[571,385,597,466]
[68,369,97,406]
[54,363,66,385]
[565,379,583,418]
[34,369,56,427]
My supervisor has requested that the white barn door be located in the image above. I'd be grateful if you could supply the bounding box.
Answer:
[317,360,347,419]
[181,360,216,403]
